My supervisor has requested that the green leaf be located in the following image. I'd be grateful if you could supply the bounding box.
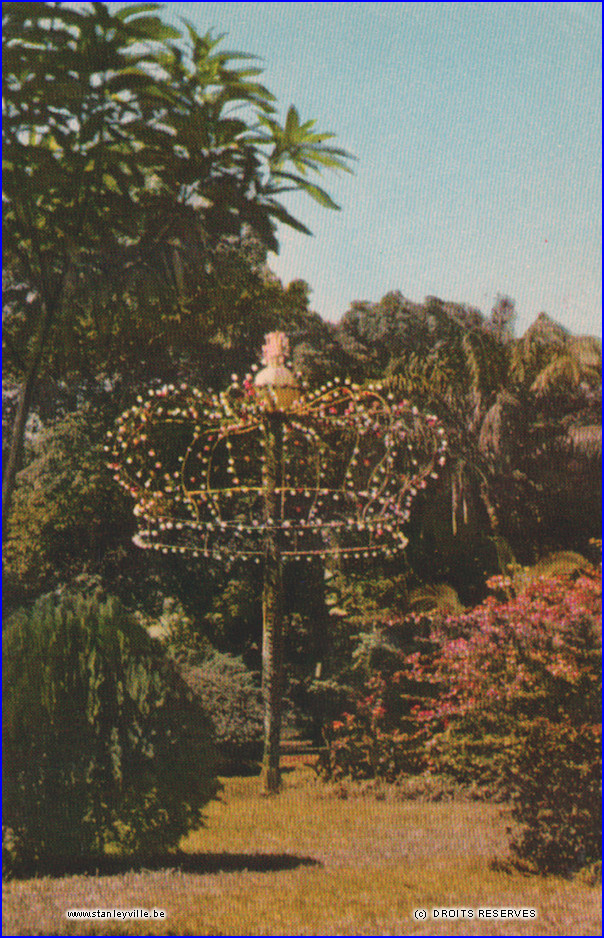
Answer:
[284,105,300,138]
[126,15,181,42]
[3,3,87,28]
[272,171,341,210]
[297,150,356,173]
[101,172,120,193]
[298,181,341,210]
[114,3,163,22]
[267,201,313,236]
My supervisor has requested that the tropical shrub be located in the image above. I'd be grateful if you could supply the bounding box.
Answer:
[423,569,601,784]
[472,569,602,873]
[179,651,264,770]
[2,589,218,876]
[145,597,264,770]
[319,682,428,783]
[428,570,602,872]
[319,567,602,874]
[3,406,134,603]
[317,614,438,782]
[505,717,601,874]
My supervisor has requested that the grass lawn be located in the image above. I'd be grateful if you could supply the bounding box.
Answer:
[3,766,600,936]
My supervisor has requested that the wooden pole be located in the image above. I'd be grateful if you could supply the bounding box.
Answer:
[260,412,284,794]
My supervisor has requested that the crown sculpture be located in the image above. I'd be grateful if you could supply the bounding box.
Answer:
[108,332,447,792]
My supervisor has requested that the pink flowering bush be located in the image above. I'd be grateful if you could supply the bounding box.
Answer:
[427,568,601,872]
[320,567,601,873]
[424,569,601,776]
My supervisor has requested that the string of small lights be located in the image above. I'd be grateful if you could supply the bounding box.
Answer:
[108,348,448,564]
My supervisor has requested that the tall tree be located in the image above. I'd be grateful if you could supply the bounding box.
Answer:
[2,1,353,536]
[385,300,601,580]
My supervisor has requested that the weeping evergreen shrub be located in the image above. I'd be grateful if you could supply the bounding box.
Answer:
[2,589,218,875]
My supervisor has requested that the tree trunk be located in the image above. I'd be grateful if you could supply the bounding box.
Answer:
[479,478,500,534]
[260,413,284,794]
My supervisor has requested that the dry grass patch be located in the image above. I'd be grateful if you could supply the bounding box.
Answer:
[3,769,601,936]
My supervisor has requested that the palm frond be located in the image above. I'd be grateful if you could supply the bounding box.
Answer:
[567,335,602,369]
[408,583,464,615]
[515,550,590,593]
[563,423,602,459]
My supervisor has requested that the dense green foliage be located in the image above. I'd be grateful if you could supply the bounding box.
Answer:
[179,651,264,770]
[151,600,266,769]
[2,589,218,875]
[3,405,133,601]
[2,0,353,534]
[2,0,352,375]
[317,612,436,783]
[506,718,601,874]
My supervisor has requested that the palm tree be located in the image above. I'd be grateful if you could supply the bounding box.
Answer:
[387,304,601,584]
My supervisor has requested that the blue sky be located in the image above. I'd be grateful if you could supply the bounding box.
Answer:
[163,2,600,337]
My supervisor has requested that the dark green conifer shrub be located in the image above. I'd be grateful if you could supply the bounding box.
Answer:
[2,589,218,875]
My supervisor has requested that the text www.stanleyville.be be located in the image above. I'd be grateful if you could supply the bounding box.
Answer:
[66,908,166,921]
